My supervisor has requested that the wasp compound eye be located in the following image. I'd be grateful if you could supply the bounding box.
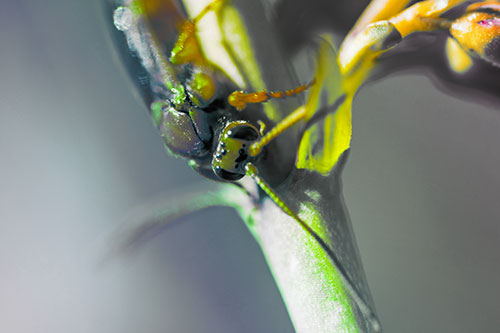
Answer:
[159,105,206,157]
[227,125,260,141]
[211,122,261,181]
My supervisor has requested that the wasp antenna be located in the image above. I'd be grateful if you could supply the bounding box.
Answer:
[267,79,315,100]
[245,163,381,331]
[228,80,315,111]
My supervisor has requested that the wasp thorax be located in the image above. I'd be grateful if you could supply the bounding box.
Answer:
[212,122,260,181]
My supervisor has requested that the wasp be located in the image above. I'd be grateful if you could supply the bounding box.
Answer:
[111,0,379,328]
[112,0,326,220]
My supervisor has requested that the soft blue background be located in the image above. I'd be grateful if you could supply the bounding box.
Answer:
[1,1,499,332]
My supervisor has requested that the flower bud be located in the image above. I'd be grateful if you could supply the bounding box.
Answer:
[450,6,500,67]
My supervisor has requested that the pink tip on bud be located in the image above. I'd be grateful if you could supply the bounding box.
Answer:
[478,18,500,27]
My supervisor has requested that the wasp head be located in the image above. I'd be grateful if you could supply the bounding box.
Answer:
[212,121,261,181]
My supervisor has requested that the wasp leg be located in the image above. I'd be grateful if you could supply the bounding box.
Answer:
[245,163,307,228]
[248,104,309,156]
[192,0,227,25]
[170,0,227,66]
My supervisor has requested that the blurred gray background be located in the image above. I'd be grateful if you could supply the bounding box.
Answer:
[1,0,499,332]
